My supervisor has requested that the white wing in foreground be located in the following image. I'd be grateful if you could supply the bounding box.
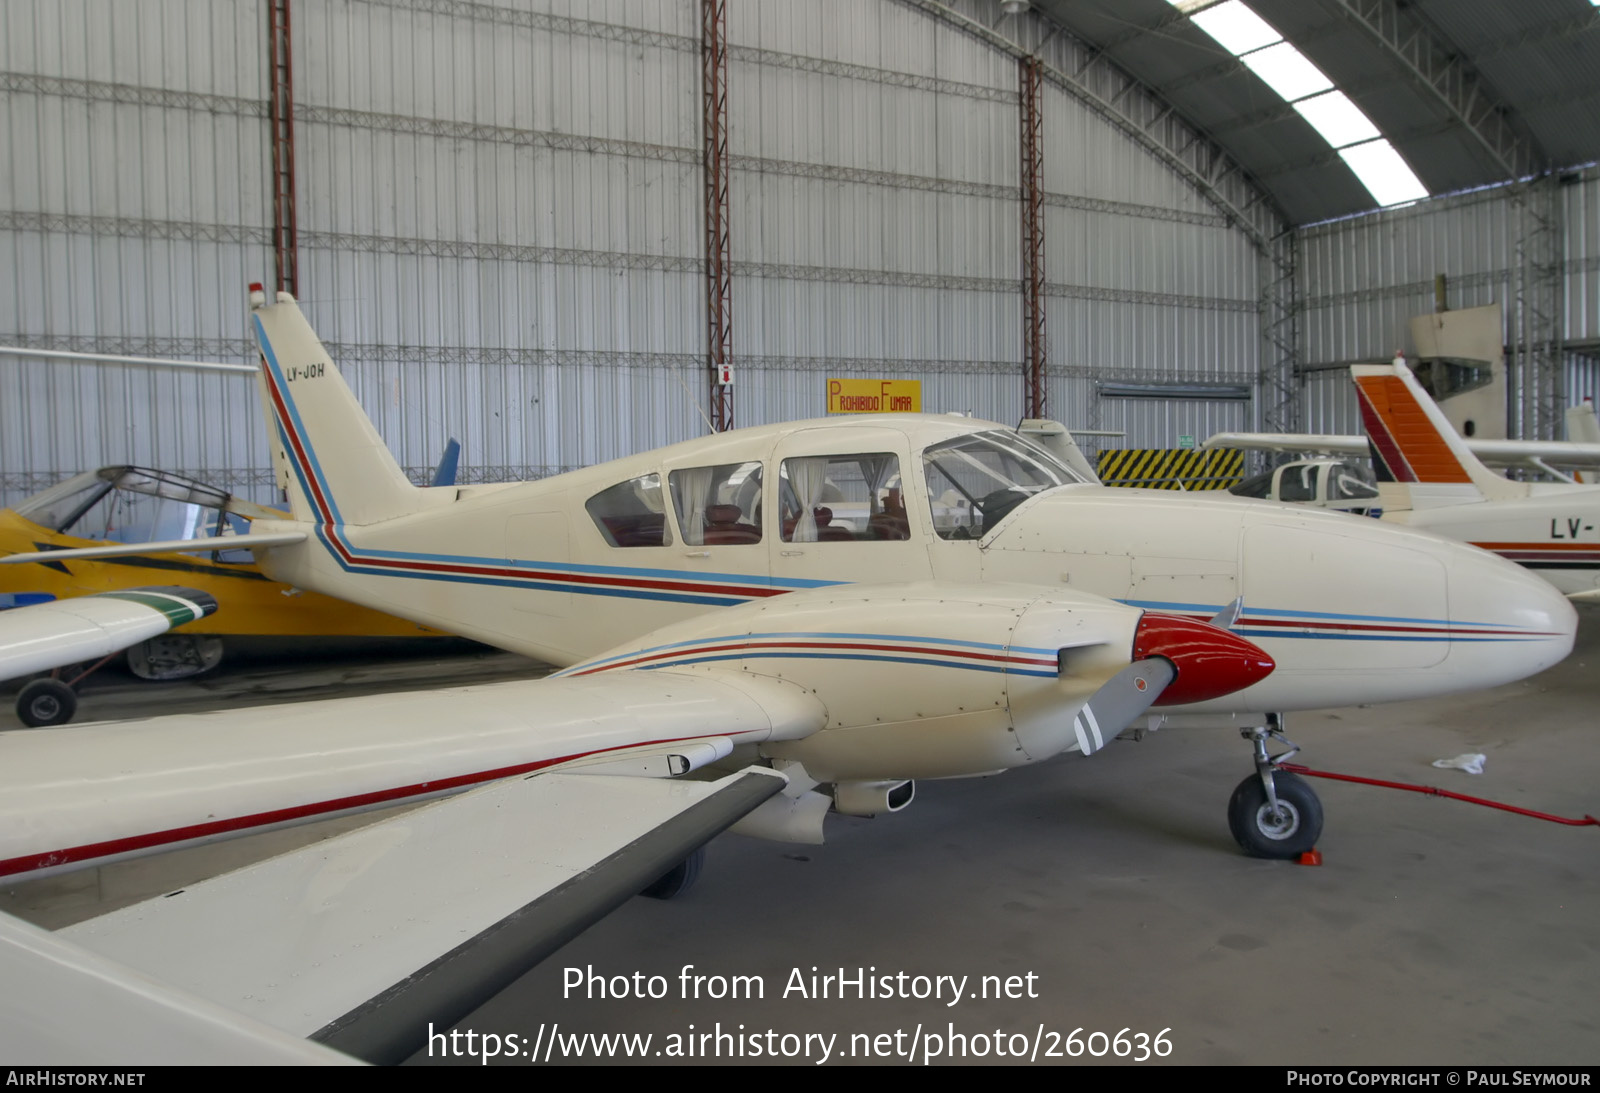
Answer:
[59,767,786,1064]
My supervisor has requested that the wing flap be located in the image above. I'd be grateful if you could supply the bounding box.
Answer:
[61,766,786,1064]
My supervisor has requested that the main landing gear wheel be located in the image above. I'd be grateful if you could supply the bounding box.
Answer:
[641,846,705,900]
[16,678,78,728]
[1228,771,1322,859]
[127,635,225,681]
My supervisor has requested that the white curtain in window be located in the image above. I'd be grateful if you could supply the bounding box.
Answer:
[860,455,899,512]
[785,457,831,542]
[673,467,714,546]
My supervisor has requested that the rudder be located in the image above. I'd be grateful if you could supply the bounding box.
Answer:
[1351,356,1525,509]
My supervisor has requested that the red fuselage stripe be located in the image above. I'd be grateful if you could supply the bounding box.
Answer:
[571,640,1059,675]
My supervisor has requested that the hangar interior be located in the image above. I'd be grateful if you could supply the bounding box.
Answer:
[5,0,1600,505]
[1,0,1598,1068]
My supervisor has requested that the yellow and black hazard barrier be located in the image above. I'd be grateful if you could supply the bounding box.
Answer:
[1096,448,1244,491]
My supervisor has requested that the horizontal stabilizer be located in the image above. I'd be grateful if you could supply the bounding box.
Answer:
[0,531,306,565]
[1205,431,1600,473]
[63,767,787,1065]
[0,587,218,680]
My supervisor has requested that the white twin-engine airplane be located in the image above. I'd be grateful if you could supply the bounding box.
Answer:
[1351,359,1600,600]
[1208,357,1600,599]
[0,289,1577,1064]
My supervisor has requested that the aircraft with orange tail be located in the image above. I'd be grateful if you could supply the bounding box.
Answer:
[1352,358,1600,599]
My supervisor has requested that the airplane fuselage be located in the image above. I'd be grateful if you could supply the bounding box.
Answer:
[1382,485,1600,596]
[253,413,1576,720]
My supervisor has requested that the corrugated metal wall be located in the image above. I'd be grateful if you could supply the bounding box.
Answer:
[1,0,1276,508]
[0,0,276,504]
[1298,167,1600,436]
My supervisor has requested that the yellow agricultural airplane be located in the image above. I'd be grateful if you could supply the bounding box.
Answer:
[0,465,444,724]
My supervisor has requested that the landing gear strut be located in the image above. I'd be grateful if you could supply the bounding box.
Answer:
[1228,718,1323,859]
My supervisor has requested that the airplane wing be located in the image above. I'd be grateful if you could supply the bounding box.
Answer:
[0,531,306,565]
[1202,432,1368,456]
[0,585,218,680]
[58,765,786,1065]
[0,911,359,1065]
[1203,431,1600,472]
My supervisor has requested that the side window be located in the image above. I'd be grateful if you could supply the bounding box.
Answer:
[922,432,1070,540]
[778,454,906,542]
[1229,471,1274,500]
[585,473,673,547]
[1279,465,1317,503]
[669,463,763,546]
[1331,463,1379,501]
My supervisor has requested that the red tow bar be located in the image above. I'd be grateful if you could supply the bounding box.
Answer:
[1277,762,1599,828]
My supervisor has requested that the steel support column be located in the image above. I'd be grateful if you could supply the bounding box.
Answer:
[1512,176,1564,439]
[267,0,298,297]
[701,0,732,432]
[1259,233,1300,462]
[1019,56,1047,421]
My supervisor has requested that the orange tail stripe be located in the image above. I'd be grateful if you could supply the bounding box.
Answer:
[1357,374,1472,484]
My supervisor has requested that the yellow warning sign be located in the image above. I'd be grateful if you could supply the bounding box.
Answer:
[827,379,922,414]
[1097,448,1244,490]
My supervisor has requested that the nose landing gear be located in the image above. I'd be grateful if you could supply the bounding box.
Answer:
[1229,718,1323,859]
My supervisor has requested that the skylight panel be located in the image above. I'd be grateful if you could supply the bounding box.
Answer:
[1188,1,1280,56]
[1168,0,1431,210]
[1340,140,1429,207]
[1239,41,1334,101]
[1293,90,1380,148]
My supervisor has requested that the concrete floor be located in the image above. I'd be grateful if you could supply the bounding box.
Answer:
[3,616,1596,1066]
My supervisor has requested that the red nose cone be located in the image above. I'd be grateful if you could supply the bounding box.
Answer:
[1133,613,1275,706]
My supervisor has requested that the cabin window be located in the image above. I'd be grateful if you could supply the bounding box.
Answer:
[778,454,907,542]
[669,462,763,545]
[1228,470,1274,500]
[585,473,673,548]
[1279,464,1318,503]
[922,430,1077,540]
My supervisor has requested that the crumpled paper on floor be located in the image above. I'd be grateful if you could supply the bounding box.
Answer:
[1431,753,1486,774]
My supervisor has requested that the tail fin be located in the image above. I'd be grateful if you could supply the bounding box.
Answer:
[1351,356,1526,511]
[249,287,419,526]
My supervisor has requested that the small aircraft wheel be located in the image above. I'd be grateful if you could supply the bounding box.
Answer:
[640,846,705,900]
[1227,771,1323,859]
[16,679,78,728]
[127,635,225,681]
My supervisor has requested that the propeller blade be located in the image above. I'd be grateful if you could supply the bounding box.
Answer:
[1208,595,1245,630]
[1072,657,1175,756]
[1070,612,1276,756]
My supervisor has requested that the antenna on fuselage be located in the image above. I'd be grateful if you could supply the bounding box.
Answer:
[674,370,718,435]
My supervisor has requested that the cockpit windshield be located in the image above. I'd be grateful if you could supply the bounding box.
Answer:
[922,430,1086,540]
[15,466,240,545]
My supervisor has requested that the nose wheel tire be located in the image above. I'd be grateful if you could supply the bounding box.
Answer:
[16,678,78,728]
[1228,771,1322,859]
